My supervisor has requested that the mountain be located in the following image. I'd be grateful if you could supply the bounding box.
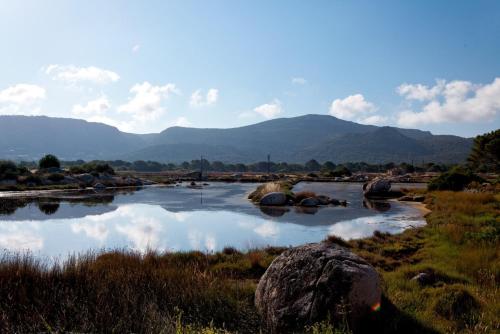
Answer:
[0,114,473,164]
[0,116,145,160]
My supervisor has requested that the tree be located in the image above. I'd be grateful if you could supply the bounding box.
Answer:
[305,159,321,171]
[322,161,336,171]
[468,129,500,172]
[39,154,60,169]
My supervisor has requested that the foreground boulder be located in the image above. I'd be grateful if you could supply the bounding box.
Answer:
[255,242,381,332]
[259,192,287,206]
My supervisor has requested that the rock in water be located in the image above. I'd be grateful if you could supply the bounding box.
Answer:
[363,178,392,197]
[259,192,287,206]
[299,197,320,207]
[255,242,381,332]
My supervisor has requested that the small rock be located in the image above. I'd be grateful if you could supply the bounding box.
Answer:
[299,197,320,207]
[93,183,106,190]
[260,192,288,206]
[330,198,341,205]
[340,200,347,206]
[411,272,434,286]
[413,195,425,202]
[316,195,330,205]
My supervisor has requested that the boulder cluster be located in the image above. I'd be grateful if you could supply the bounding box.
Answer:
[259,191,347,207]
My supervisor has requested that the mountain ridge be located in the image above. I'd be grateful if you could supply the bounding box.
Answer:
[0,114,472,163]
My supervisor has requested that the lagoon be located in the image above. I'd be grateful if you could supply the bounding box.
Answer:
[0,182,426,259]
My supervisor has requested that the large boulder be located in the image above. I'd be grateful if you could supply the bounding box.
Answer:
[363,178,392,197]
[255,242,381,332]
[259,192,288,206]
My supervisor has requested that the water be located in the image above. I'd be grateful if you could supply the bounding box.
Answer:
[0,182,426,259]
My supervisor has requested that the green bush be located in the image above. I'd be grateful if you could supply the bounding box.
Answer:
[69,163,115,175]
[0,160,30,180]
[428,167,483,191]
[39,154,61,169]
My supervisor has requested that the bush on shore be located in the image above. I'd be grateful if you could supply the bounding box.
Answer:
[427,167,484,191]
[38,154,61,169]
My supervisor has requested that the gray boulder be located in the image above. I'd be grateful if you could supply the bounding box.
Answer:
[75,173,94,184]
[299,197,320,207]
[255,242,381,332]
[260,192,287,206]
[363,178,392,197]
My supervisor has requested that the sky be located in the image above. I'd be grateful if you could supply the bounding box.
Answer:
[0,0,499,137]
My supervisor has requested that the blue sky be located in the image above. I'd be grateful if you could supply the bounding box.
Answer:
[0,0,499,136]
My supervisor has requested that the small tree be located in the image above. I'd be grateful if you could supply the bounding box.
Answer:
[305,159,321,171]
[39,154,60,169]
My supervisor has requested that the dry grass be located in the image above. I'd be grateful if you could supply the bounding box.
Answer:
[0,248,284,333]
[294,190,317,203]
[247,181,293,202]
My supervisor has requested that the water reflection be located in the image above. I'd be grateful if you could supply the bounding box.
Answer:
[363,199,391,212]
[0,182,426,259]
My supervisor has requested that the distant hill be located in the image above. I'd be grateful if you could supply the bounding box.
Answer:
[0,116,145,160]
[0,114,472,164]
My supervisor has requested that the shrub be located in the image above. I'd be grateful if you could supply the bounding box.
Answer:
[39,154,61,169]
[432,285,479,322]
[428,167,483,191]
[47,173,65,182]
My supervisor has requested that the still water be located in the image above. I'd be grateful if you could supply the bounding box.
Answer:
[0,182,426,259]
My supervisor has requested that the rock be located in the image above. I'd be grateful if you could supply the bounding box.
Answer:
[413,195,425,202]
[398,195,414,201]
[340,200,347,206]
[255,242,381,332]
[299,197,320,207]
[93,183,106,190]
[259,192,288,206]
[43,167,63,173]
[316,195,331,205]
[330,198,341,205]
[411,272,434,286]
[75,173,94,185]
[363,178,392,197]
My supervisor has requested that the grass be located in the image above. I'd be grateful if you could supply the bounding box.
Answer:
[247,181,294,202]
[0,190,498,333]
[349,191,499,333]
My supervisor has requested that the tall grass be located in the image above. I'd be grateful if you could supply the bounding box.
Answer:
[0,248,283,333]
[358,191,500,333]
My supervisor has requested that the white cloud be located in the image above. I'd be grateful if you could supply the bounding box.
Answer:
[0,84,45,116]
[189,88,218,107]
[0,84,45,104]
[397,80,445,101]
[118,81,180,121]
[172,116,191,127]
[329,94,377,120]
[292,77,307,85]
[396,77,500,126]
[254,99,282,119]
[72,96,111,115]
[132,44,140,53]
[44,64,120,84]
